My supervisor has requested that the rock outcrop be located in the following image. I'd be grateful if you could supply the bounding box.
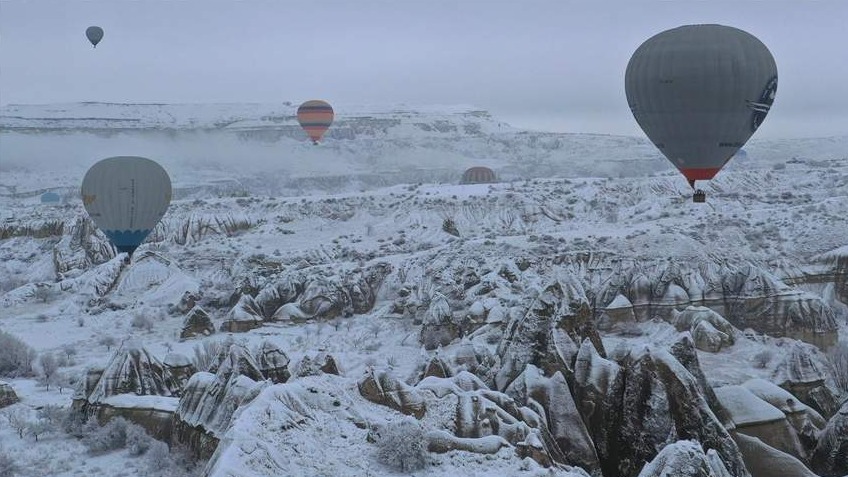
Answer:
[713,385,805,460]
[672,306,735,353]
[294,352,341,378]
[574,341,748,477]
[636,440,733,477]
[163,352,196,393]
[596,261,838,347]
[812,400,848,477]
[172,372,267,459]
[741,378,826,456]
[255,340,290,384]
[495,277,601,391]
[82,342,178,403]
[419,293,466,350]
[219,294,263,333]
[71,342,180,441]
[505,365,600,473]
[0,381,19,408]
[733,433,818,477]
[358,368,426,418]
[181,305,214,339]
[207,343,265,382]
[771,339,839,418]
[256,263,392,322]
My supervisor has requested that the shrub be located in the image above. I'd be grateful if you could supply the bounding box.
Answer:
[82,417,129,455]
[375,417,428,472]
[98,335,117,351]
[126,424,155,456]
[752,349,774,369]
[131,313,154,331]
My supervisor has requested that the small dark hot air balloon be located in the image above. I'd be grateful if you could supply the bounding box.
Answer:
[625,24,777,202]
[86,26,104,48]
[460,167,497,184]
[297,100,334,144]
[82,156,171,257]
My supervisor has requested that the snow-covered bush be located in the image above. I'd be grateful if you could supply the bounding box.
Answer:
[62,410,88,438]
[0,330,37,377]
[145,441,200,477]
[98,335,117,351]
[375,417,428,472]
[131,313,154,331]
[36,404,67,427]
[752,348,774,369]
[126,423,155,456]
[33,285,59,303]
[81,417,129,455]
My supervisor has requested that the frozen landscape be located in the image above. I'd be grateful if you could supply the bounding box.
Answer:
[1,102,847,477]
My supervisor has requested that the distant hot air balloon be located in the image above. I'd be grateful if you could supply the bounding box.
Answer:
[460,167,497,184]
[86,26,104,48]
[297,100,334,144]
[82,156,171,256]
[625,24,777,202]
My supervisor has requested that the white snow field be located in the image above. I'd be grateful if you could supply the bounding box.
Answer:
[1,102,846,477]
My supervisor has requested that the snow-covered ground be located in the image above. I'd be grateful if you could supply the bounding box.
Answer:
[0,102,846,476]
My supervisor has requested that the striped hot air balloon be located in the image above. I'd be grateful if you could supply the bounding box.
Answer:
[460,167,497,184]
[297,100,334,144]
[82,156,171,256]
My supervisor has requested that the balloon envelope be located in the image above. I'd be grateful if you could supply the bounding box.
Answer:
[460,167,497,184]
[86,26,104,47]
[625,24,777,185]
[297,100,334,144]
[82,156,171,255]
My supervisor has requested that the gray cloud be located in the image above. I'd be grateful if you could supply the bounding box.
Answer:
[1,0,846,138]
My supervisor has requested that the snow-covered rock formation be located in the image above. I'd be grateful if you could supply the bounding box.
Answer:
[180,305,214,339]
[0,381,18,408]
[636,440,732,477]
[771,339,840,418]
[812,399,848,477]
[172,372,267,459]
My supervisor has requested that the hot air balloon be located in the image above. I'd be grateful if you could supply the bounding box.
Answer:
[86,26,104,48]
[297,100,334,144]
[82,156,171,256]
[460,166,497,184]
[625,24,777,202]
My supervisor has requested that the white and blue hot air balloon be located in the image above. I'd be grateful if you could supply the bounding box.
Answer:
[82,156,171,256]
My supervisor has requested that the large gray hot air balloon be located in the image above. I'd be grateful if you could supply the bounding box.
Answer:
[625,24,777,202]
[86,26,104,48]
[82,156,171,256]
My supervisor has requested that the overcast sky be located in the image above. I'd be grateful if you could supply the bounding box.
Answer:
[1,0,846,138]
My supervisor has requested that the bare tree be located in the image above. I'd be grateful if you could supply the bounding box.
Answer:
[2,411,27,439]
[368,321,382,339]
[828,340,848,395]
[375,417,428,472]
[61,344,78,365]
[39,353,59,391]
[27,419,51,442]
[99,335,117,351]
